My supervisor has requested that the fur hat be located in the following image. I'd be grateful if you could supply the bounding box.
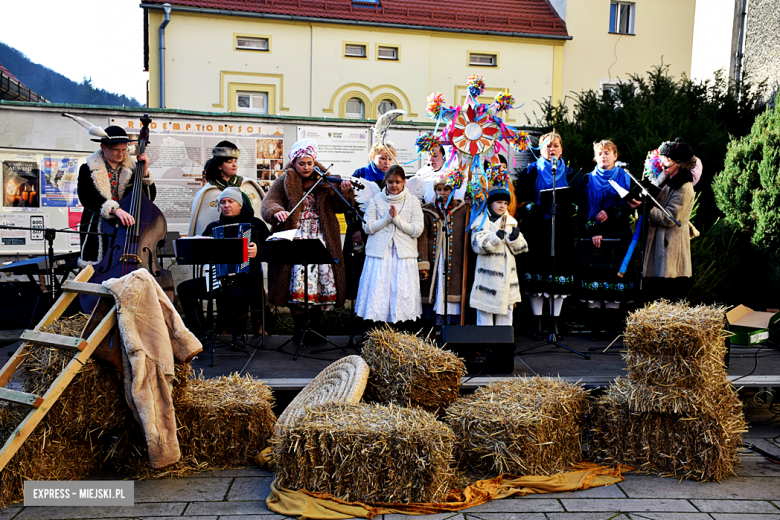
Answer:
[218,187,244,207]
[91,126,137,144]
[212,140,240,159]
[659,138,694,163]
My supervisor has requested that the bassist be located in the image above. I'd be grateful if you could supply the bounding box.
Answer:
[77,126,154,268]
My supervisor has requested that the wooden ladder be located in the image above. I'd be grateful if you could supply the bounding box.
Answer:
[0,265,117,472]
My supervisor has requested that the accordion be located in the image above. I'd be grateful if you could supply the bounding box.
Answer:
[205,222,251,292]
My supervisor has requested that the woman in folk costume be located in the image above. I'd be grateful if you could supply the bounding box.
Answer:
[514,131,579,339]
[77,126,154,268]
[418,168,469,327]
[470,173,528,325]
[188,140,265,236]
[628,138,697,303]
[576,140,635,341]
[260,139,354,340]
[355,165,424,324]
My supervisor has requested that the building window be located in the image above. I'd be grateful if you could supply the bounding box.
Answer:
[236,92,268,114]
[345,98,365,119]
[469,52,497,67]
[236,36,269,51]
[377,99,396,116]
[377,46,398,60]
[609,2,635,35]
[344,44,367,58]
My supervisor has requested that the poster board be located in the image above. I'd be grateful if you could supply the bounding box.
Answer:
[112,117,283,235]
[0,149,86,253]
[296,126,370,176]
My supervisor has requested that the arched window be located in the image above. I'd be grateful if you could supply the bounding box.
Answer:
[377,99,396,116]
[345,97,365,119]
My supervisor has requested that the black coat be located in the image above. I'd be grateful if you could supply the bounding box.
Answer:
[201,206,270,276]
[77,150,156,266]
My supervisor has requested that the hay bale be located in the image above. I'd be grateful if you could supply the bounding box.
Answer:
[273,403,455,504]
[16,313,134,435]
[362,326,465,413]
[0,403,108,508]
[275,355,368,436]
[445,377,587,477]
[588,378,747,482]
[112,373,275,478]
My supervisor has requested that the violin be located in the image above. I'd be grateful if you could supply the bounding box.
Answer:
[301,168,365,191]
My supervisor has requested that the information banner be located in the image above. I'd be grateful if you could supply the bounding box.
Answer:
[0,212,50,246]
[296,126,370,176]
[385,129,423,175]
[41,157,80,207]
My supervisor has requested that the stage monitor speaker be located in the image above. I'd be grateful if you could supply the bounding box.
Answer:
[441,325,515,375]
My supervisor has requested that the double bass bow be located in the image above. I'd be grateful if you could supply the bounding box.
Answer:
[80,114,174,312]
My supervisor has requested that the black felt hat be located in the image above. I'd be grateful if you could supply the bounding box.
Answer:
[658,138,694,163]
[90,125,138,144]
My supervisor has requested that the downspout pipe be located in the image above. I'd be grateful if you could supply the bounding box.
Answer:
[159,3,172,108]
[734,0,748,101]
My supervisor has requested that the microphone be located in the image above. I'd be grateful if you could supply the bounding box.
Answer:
[550,153,557,174]
[436,195,444,203]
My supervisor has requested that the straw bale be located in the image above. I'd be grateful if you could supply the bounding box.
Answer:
[0,403,108,508]
[623,350,728,391]
[112,373,275,479]
[445,377,587,477]
[588,378,747,482]
[623,300,728,358]
[361,326,466,413]
[273,402,455,504]
[275,355,368,436]
[15,313,133,435]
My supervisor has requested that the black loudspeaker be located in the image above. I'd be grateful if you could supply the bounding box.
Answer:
[441,325,515,375]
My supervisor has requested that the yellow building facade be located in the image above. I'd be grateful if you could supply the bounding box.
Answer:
[144,0,695,121]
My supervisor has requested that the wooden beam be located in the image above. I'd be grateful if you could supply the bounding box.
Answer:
[20,331,86,352]
[61,281,112,298]
[0,306,116,472]
[0,388,43,408]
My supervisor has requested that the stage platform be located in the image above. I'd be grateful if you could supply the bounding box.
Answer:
[3,330,778,393]
[183,330,780,391]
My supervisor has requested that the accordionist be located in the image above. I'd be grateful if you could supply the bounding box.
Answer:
[177,187,270,339]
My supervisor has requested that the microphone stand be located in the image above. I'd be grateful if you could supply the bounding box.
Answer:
[309,165,365,354]
[516,156,590,360]
[0,224,108,306]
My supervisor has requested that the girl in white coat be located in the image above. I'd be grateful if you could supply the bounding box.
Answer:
[470,181,528,325]
[355,165,424,323]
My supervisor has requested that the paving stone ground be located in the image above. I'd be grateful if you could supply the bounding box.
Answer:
[2,423,778,520]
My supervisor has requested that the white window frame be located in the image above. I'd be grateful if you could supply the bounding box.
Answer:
[610,1,635,35]
[377,99,396,116]
[236,91,268,114]
[377,46,398,60]
[344,97,365,119]
[344,44,367,58]
[236,36,269,51]
[469,52,497,67]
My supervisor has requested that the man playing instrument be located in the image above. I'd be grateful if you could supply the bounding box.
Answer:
[77,125,154,268]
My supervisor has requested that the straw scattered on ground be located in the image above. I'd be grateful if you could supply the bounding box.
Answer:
[273,402,455,504]
[361,326,465,413]
[445,376,588,477]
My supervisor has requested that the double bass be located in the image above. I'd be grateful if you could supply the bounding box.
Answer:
[80,114,173,312]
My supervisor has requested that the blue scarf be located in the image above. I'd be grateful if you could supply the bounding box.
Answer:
[586,166,630,220]
[533,157,567,204]
[353,162,385,183]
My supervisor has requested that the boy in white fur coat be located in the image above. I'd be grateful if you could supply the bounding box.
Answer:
[469,181,528,325]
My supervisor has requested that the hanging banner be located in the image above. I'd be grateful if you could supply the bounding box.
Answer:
[41,157,80,207]
[296,126,370,176]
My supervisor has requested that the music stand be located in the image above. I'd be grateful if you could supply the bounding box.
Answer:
[516,184,590,360]
[175,237,251,366]
[260,238,341,360]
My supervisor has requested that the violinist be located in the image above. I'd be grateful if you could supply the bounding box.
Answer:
[77,126,153,268]
[260,139,355,342]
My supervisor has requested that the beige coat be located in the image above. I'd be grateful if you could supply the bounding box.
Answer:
[103,269,203,469]
[643,181,695,278]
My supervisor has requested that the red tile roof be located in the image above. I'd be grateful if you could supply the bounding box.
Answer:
[142,0,569,38]
[0,63,22,84]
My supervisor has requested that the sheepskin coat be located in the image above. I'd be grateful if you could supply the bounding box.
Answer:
[103,269,202,469]
[363,187,424,259]
[260,167,354,307]
[643,175,695,279]
[77,150,155,267]
[418,199,469,305]
[469,214,528,314]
